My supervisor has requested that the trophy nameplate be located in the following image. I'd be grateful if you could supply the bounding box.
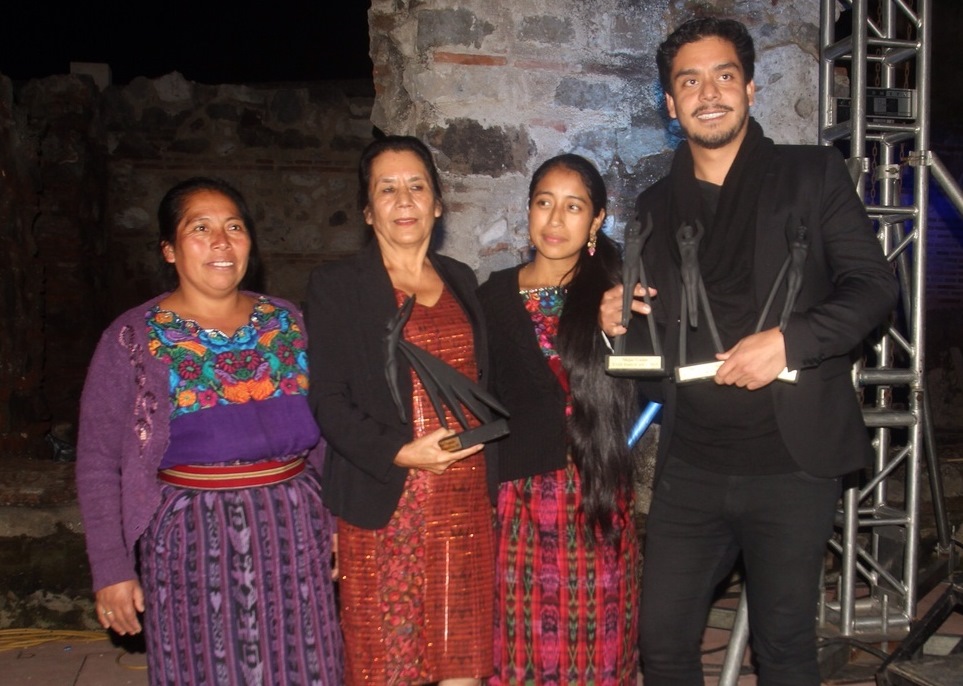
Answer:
[675,361,798,385]
[674,361,724,384]
[606,354,665,374]
[437,419,510,452]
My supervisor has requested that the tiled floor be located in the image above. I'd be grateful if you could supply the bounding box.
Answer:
[2,579,961,685]
[0,634,148,685]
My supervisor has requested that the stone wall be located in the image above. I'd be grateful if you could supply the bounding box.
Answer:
[367,0,823,279]
[1,75,107,458]
[4,0,959,461]
[4,1,958,465]
[102,75,375,313]
[0,72,374,460]
[0,78,42,458]
[366,0,960,306]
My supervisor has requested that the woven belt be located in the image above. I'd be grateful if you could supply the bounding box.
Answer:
[158,457,305,490]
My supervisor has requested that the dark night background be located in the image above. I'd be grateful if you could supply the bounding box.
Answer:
[0,2,959,174]
[0,1,373,84]
[1,3,958,118]
[2,2,958,127]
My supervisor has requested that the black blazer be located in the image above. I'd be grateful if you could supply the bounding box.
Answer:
[635,145,898,482]
[306,239,497,529]
[477,266,569,482]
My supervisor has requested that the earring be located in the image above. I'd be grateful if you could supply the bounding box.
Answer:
[587,233,597,257]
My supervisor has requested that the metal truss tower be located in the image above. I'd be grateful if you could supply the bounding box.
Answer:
[816,0,962,652]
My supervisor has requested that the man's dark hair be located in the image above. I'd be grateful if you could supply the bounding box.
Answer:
[656,17,756,94]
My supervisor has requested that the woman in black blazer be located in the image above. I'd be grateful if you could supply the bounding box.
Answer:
[306,135,496,686]
[478,154,645,685]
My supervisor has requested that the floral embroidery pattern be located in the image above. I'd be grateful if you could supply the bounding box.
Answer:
[521,287,572,407]
[147,298,309,418]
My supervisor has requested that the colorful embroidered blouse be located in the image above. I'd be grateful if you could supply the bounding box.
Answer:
[519,286,571,413]
[147,297,320,468]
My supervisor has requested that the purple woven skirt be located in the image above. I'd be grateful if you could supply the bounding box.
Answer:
[138,466,343,685]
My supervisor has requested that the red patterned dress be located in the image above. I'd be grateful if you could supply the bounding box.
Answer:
[338,287,495,685]
[489,286,639,685]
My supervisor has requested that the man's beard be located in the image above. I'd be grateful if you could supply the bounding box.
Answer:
[682,107,749,150]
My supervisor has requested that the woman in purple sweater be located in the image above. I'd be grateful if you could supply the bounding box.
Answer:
[76,177,343,685]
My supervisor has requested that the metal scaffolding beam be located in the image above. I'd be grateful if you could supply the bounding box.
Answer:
[816,0,935,645]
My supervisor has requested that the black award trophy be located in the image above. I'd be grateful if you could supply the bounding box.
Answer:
[605,213,665,377]
[385,295,510,452]
[673,219,725,383]
[750,221,811,384]
[674,220,804,384]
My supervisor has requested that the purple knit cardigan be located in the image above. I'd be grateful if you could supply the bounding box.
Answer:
[75,292,325,592]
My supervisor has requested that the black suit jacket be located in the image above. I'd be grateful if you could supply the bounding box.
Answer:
[477,266,569,482]
[306,239,496,529]
[635,144,898,482]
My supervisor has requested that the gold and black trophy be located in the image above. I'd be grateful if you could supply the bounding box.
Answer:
[385,295,510,452]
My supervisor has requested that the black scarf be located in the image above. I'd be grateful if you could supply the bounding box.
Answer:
[667,117,775,348]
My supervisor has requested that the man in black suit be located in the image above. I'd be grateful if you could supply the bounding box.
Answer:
[599,17,898,686]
